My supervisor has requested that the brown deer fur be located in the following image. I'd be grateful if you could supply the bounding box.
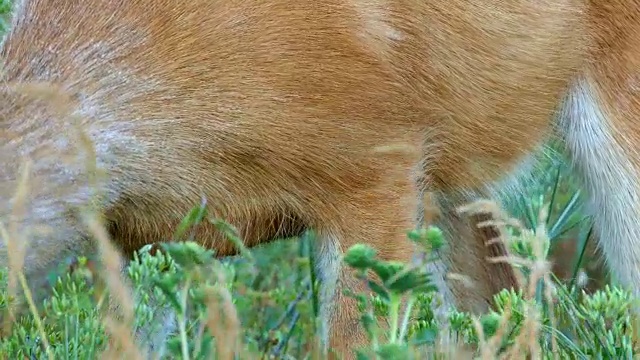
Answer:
[1,0,639,358]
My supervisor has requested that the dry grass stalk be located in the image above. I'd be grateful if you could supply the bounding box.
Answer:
[82,210,144,359]
[0,159,55,360]
[204,271,241,360]
[2,159,31,334]
[456,198,562,359]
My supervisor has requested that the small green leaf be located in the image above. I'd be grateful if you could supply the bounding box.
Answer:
[344,244,378,270]
[356,349,373,360]
[386,269,434,295]
[376,343,410,360]
[367,280,390,303]
[370,261,404,284]
[153,275,183,312]
[361,312,377,341]
[173,202,209,240]
[409,325,438,346]
[160,241,215,270]
[480,311,503,338]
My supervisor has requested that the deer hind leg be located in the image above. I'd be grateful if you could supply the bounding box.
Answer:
[423,189,521,322]
[559,76,640,300]
[311,157,421,359]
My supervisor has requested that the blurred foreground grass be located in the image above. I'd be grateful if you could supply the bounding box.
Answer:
[0,149,638,359]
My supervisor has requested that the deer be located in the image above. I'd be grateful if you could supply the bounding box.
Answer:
[0,0,638,358]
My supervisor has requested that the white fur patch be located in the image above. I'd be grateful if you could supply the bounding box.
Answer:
[424,253,456,315]
[312,232,342,352]
[559,79,640,294]
[352,0,404,58]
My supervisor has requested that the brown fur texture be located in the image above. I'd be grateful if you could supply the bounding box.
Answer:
[4,0,640,359]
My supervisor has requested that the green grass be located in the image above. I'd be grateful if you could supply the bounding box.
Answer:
[0,148,638,359]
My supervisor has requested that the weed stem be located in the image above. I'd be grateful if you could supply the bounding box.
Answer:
[178,276,192,360]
